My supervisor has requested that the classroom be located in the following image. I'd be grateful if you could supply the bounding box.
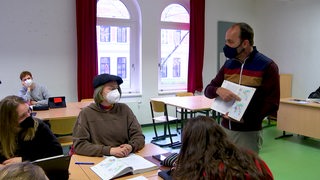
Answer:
[1,0,320,179]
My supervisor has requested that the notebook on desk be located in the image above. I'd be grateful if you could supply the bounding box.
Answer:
[48,96,66,108]
[32,155,71,180]
[306,98,320,104]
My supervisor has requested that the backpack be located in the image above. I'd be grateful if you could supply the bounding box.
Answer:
[308,86,320,99]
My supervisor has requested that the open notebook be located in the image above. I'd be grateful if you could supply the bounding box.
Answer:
[91,154,158,180]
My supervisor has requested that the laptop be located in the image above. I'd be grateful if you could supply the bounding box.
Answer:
[48,96,66,108]
[32,155,71,180]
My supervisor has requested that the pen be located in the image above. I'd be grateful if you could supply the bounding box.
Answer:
[75,162,94,165]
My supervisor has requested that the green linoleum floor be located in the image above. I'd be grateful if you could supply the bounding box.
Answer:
[142,120,320,180]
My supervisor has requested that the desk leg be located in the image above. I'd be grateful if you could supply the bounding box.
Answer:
[275,131,293,139]
[182,108,188,130]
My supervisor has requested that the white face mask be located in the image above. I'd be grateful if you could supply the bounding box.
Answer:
[104,89,120,104]
[24,79,33,87]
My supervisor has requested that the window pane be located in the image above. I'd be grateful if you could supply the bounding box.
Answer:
[159,29,189,91]
[117,57,127,78]
[97,25,130,88]
[160,58,168,78]
[172,58,181,77]
[117,27,127,43]
[161,4,189,23]
[100,57,110,74]
[97,0,130,19]
[100,26,110,42]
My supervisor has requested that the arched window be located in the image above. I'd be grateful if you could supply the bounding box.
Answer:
[159,3,190,93]
[97,0,141,94]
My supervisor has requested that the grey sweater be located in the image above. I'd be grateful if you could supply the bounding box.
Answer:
[18,83,50,105]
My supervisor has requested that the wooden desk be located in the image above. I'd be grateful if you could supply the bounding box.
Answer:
[151,95,215,127]
[277,98,320,139]
[69,143,168,179]
[69,154,90,180]
[151,95,213,112]
[34,101,92,120]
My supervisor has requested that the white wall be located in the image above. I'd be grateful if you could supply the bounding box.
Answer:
[1,0,318,124]
[0,0,77,102]
[254,0,320,98]
[203,0,256,89]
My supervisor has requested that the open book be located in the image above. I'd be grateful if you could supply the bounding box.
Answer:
[211,80,256,121]
[90,154,158,180]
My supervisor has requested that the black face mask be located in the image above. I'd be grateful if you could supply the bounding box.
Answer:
[19,116,35,128]
[223,41,243,59]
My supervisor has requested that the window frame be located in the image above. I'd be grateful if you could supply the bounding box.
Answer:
[96,0,141,96]
[158,2,190,94]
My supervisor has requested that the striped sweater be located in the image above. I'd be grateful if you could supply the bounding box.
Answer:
[205,47,280,131]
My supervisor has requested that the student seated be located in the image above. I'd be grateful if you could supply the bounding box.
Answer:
[171,116,273,180]
[0,95,63,165]
[18,71,50,105]
[73,74,145,157]
[0,162,48,180]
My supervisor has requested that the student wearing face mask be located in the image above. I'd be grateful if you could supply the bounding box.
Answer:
[0,95,63,165]
[204,23,280,153]
[72,74,145,157]
[18,71,50,105]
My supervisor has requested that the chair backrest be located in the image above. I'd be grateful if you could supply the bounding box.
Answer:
[175,92,193,97]
[150,100,165,113]
[80,98,94,102]
[279,74,292,98]
[50,117,76,136]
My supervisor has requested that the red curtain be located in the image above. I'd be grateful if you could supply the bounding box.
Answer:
[76,0,98,101]
[187,0,205,93]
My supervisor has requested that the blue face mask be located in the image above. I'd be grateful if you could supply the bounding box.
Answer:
[223,41,243,59]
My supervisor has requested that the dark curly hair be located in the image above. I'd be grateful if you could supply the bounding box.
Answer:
[172,116,273,180]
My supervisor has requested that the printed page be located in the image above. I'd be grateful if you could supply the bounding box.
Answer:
[211,80,256,121]
[90,156,132,180]
[119,154,158,174]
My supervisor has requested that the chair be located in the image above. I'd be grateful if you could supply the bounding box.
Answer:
[175,92,194,132]
[175,92,194,117]
[150,100,180,148]
[264,74,292,128]
[80,98,93,102]
[49,117,76,147]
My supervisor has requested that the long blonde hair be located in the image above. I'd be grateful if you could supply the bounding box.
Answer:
[0,95,38,159]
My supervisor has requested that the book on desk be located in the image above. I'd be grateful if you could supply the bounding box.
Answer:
[90,153,158,180]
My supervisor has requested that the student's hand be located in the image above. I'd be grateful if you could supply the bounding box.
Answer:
[110,144,132,157]
[2,157,22,165]
[0,164,4,168]
[30,100,37,105]
[217,87,241,102]
[120,144,132,154]
[22,81,28,88]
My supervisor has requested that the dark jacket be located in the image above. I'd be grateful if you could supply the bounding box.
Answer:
[308,86,320,98]
[205,47,280,131]
[0,118,63,163]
